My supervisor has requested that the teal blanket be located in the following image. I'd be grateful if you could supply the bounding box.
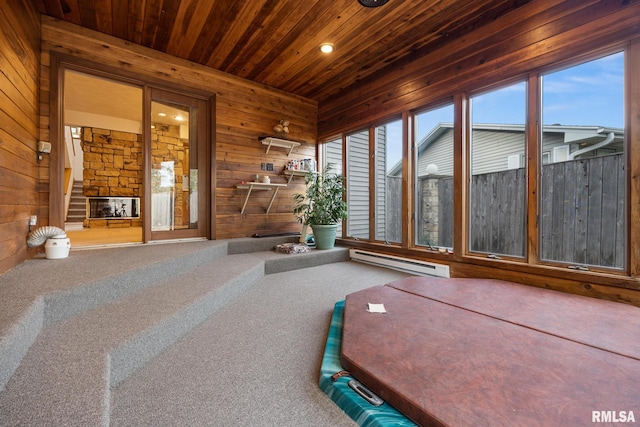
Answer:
[319,300,417,426]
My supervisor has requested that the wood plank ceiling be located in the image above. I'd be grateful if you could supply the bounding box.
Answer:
[34,0,530,103]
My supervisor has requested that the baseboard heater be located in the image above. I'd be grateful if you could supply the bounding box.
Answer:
[350,249,450,278]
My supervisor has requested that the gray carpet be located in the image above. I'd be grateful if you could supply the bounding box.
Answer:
[0,238,410,426]
[110,262,410,426]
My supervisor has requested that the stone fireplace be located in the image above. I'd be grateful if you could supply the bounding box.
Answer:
[82,127,143,228]
[80,125,189,228]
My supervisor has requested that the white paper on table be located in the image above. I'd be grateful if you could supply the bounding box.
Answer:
[367,303,387,313]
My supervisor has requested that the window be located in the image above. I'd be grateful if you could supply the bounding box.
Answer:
[540,52,625,269]
[542,151,551,165]
[346,130,370,240]
[321,137,343,236]
[469,82,527,257]
[375,119,402,243]
[321,137,343,175]
[414,104,454,249]
[331,46,631,281]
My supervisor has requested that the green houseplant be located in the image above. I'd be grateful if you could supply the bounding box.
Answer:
[293,163,347,249]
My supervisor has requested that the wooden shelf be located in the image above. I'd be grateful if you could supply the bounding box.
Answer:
[236,182,287,214]
[283,169,316,183]
[261,137,300,156]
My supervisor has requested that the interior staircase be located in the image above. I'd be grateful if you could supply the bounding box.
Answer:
[66,180,86,224]
[0,237,350,426]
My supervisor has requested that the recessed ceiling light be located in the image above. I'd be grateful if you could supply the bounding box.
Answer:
[358,0,389,7]
[174,115,184,121]
[320,43,334,54]
[157,112,167,117]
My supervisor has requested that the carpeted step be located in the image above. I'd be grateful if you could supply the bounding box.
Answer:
[0,240,228,392]
[225,236,350,273]
[0,237,350,425]
[67,184,87,222]
[0,253,266,427]
[264,246,350,274]
[108,260,411,426]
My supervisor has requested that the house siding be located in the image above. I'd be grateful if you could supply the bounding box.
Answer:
[418,128,454,177]
[471,130,526,175]
[375,126,387,240]
[321,137,343,236]
[346,130,369,239]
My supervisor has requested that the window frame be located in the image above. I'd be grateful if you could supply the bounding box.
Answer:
[536,49,628,273]
[465,79,529,261]
[411,101,456,252]
[326,42,635,280]
[345,128,372,241]
[373,118,404,245]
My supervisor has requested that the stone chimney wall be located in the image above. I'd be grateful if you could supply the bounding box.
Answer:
[81,125,189,228]
[419,177,440,246]
[82,127,143,197]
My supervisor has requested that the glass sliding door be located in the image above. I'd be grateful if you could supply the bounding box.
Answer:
[62,69,144,247]
[148,88,208,241]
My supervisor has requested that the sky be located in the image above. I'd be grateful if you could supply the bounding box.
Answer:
[384,51,625,171]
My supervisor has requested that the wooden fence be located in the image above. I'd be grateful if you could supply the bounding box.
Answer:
[469,168,526,256]
[540,153,624,268]
[384,177,402,242]
[386,153,624,268]
[386,175,454,246]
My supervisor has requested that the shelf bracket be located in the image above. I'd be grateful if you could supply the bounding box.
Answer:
[260,137,301,157]
[237,182,288,215]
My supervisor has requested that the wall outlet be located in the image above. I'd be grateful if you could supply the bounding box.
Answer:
[30,215,37,226]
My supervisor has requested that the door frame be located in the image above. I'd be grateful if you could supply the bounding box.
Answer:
[49,53,216,241]
[145,87,210,241]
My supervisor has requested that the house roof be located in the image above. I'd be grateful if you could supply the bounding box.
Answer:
[416,123,624,155]
[34,0,531,103]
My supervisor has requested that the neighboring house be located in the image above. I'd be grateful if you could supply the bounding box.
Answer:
[389,123,624,177]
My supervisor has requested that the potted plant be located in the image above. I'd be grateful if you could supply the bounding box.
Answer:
[293,163,347,249]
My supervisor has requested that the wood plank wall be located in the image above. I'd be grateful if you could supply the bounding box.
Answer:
[0,0,41,273]
[318,0,640,305]
[37,16,317,243]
